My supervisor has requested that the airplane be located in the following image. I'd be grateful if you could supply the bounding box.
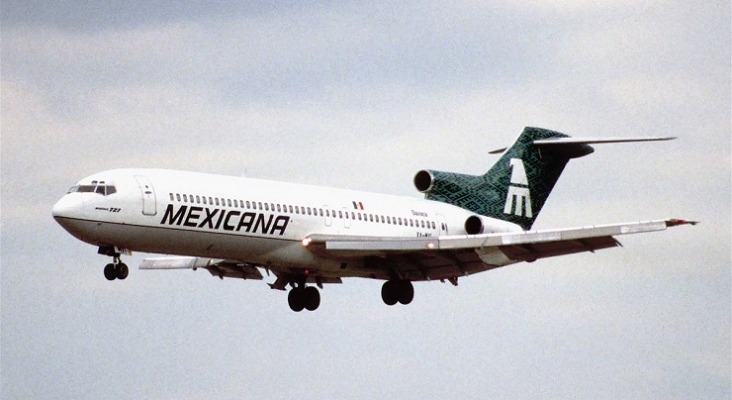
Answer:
[52,127,696,312]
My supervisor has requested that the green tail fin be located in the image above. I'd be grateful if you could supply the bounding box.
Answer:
[416,127,593,230]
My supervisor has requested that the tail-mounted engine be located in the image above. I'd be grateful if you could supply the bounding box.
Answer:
[464,215,484,234]
[413,169,479,195]
[413,170,436,193]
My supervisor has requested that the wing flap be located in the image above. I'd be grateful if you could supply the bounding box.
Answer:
[499,236,621,262]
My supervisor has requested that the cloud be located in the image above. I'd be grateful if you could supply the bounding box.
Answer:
[2,1,729,399]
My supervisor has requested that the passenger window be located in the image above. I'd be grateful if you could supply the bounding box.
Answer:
[369,215,373,222]
[338,211,342,218]
[319,209,323,216]
[169,193,174,201]
[176,194,181,202]
[203,197,207,205]
[264,203,269,211]
[288,205,293,213]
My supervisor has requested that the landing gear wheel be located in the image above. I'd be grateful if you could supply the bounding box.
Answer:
[288,287,306,312]
[303,286,321,311]
[381,280,399,306]
[115,263,129,280]
[397,280,414,305]
[104,263,117,281]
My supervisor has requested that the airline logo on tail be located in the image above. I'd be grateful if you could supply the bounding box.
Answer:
[504,158,532,218]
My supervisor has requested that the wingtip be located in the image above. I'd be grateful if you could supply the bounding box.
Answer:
[665,218,699,227]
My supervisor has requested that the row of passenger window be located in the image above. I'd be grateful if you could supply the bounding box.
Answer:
[168,192,437,230]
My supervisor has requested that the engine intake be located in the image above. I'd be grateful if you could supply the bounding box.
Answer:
[465,215,484,235]
[413,170,434,193]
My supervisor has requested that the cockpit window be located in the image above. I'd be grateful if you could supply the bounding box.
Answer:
[68,184,117,196]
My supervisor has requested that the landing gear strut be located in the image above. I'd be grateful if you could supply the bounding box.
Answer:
[381,280,414,306]
[288,285,320,312]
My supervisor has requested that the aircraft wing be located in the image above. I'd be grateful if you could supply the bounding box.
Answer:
[140,256,264,280]
[303,219,696,282]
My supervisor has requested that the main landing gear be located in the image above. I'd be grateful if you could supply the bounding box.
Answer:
[381,280,414,306]
[288,285,320,312]
[98,246,129,281]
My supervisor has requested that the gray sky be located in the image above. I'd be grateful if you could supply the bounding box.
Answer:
[1,1,730,399]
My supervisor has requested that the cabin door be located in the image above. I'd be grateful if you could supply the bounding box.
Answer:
[134,175,157,216]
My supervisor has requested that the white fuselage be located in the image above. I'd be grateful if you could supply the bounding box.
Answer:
[52,169,523,279]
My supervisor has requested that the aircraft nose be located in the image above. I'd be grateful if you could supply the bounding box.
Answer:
[52,194,84,222]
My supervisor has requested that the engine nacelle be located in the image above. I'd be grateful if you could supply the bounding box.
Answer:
[414,169,478,195]
[413,170,436,193]
[464,215,484,235]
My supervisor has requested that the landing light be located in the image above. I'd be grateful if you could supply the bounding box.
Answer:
[301,237,312,247]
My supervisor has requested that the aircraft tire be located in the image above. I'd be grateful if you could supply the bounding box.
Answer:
[288,288,305,312]
[381,281,398,306]
[115,263,129,280]
[304,286,320,311]
[104,263,117,281]
[397,280,414,305]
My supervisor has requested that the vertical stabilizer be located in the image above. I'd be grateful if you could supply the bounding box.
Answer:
[417,127,593,230]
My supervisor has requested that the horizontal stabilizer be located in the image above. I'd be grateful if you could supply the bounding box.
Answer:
[489,136,676,154]
[533,137,676,146]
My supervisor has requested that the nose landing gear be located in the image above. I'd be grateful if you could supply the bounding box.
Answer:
[98,246,129,281]
[103,261,129,281]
